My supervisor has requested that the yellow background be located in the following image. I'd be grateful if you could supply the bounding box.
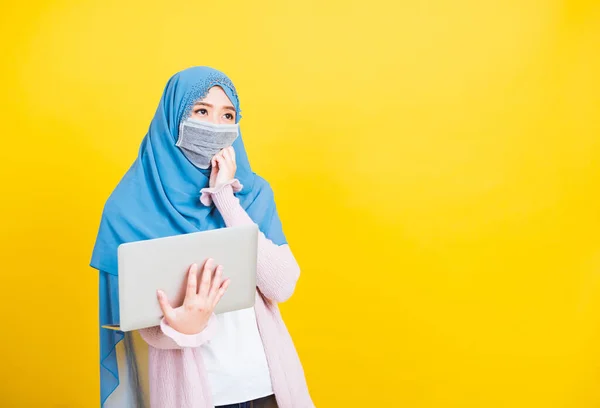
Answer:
[1,0,600,406]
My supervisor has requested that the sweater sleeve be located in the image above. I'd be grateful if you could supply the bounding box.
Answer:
[138,313,218,349]
[200,182,301,303]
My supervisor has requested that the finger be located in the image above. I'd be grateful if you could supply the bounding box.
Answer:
[222,147,232,162]
[209,161,217,185]
[157,290,176,322]
[207,265,224,302]
[198,258,214,298]
[225,147,235,164]
[184,264,198,303]
[214,154,227,169]
[212,279,231,309]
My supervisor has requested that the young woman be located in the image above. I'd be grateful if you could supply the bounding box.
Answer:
[91,67,314,408]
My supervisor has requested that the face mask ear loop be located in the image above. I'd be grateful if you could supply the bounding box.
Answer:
[176,120,185,147]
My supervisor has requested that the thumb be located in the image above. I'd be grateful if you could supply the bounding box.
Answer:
[157,290,176,323]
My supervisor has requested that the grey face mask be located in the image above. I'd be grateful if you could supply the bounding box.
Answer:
[176,118,240,169]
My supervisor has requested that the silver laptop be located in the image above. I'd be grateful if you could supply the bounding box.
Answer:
[114,224,258,332]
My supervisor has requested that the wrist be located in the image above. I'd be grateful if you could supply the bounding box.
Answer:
[178,320,208,335]
[200,179,243,206]
[160,314,217,347]
[213,179,234,189]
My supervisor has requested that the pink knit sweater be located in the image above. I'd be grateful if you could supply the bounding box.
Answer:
[138,183,314,408]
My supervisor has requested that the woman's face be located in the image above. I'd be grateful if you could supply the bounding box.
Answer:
[189,86,237,124]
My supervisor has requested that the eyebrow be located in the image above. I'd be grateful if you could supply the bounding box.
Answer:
[194,101,236,112]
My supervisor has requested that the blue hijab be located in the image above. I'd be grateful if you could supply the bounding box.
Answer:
[90,67,286,406]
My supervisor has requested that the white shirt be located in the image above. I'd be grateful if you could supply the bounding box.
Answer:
[200,306,274,405]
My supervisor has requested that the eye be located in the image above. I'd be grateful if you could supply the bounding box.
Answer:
[195,108,208,115]
[224,113,235,121]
